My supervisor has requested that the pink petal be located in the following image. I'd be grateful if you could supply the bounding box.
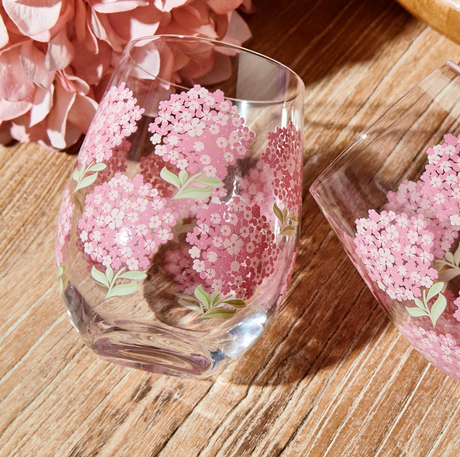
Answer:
[11,118,47,142]
[30,85,54,126]
[90,10,125,52]
[30,0,73,43]
[108,4,162,42]
[207,0,242,15]
[46,80,76,149]
[3,0,62,37]
[223,11,251,46]
[153,0,187,12]
[70,38,110,85]
[45,28,75,71]
[0,98,32,120]
[0,13,9,48]
[67,94,98,133]
[89,0,148,13]
[0,46,35,102]
[19,41,55,89]
[195,51,232,85]
[56,68,90,94]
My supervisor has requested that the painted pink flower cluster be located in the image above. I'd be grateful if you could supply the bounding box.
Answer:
[420,135,460,226]
[261,121,302,212]
[397,321,460,381]
[78,83,143,166]
[77,173,179,271]
[55,187,75,266]
[0,1,252,149]
[385,180,458,259]
[94,138,130,185]
[140,152,175,198]
[148,85,255,180]
[354,210,438,302]
[185,197,280,299]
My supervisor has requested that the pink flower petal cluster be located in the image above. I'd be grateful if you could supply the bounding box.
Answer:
[55,187,75,266]
[397,322,460,381]
[0,0,252,149]
[148,84,255,180]
[77,172,179,271]
[140,152,175,198]
[354,209,438,302]
[78,83,143,166]
[185,197,280,299]
[262,121,302,212]
[385,179,459,259]
[94,138,130,185]
[420,135,460,225]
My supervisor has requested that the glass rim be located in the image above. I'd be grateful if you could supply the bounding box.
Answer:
[309,60,460,197]
[123,34,305,104]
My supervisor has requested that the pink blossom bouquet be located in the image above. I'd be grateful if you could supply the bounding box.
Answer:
[0,0,252,149]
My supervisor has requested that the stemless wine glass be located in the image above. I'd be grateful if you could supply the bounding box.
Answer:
[55,35,304,378]
[311,61,460,382]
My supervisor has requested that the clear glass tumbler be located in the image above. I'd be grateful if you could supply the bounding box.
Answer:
[311,61,460,382]
[56,35,304,378]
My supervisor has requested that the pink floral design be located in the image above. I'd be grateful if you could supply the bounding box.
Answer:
[385,179,459,259]
[261,121,302,212]
[55,187,75,266]
[78,83,144,167]
[77,173,179,271]
[397,321,460,381]
[94,138,130,185]
[185,197,280,299]
[354,209,438,302]
[454,297,460,322]
[148,85,255,180]
[140,152,175,198]
[420,134,460,226]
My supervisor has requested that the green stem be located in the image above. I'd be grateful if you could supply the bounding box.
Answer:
[172,172,203,200]
[105,267,126,298]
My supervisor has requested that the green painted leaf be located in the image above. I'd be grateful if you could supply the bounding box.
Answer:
[57,266,64,277]
[91,266,110,288]
[430,293,447,328]
[74,172,98,192]
[223,299,246,308]
[87,163,107,172]
[194,285,211,309]
[289,215,299,225]
[201,308,237,319]
[106,266,114,283]
[178,299,202,313]
[427,282,444,301]
[438,269,460,283]
[272,202,284,222]
[455,245,460,265]
[160,167,181,189]
[194,177,223,187]
[58,275,67,295]
[72,168,81,181]
[279,225,297,236]
[174,187,212,200]
[178,170,188,186]
[106,281,138,298]
[406,307,429,317]
[211,290,220,305]
[119,271,147,281]
[414,298,424,310]
[446,252,455,264]
[175,292,197,301]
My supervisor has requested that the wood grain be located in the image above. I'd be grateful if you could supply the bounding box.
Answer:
[2,0,460,456]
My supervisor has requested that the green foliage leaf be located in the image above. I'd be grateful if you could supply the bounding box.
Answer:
[438,269,460,283]
[289,215,299,225]
[178,299,202,313]
[91,266,110,288]
[74,172,98,192]
[175,292,196,301]
[174,187,212,200]
[406,306,429,317]
[455,245,460,266]
[58,275,67,295]
[201,308,237,319]
[430,293,447,328]
[106,266,114,283]
[446,252,455,264]
[194,285,211,309]
[211,290,220,305]
[160,167,181,189]
[119,271,147,281]
[178,170,188,186]
[279,225,297,237]
[72,168,81,182]
[87,163,107,172]
[427,282,444,301]
[106,281,138,298]
[194,177,223,187]
[414,298,425,310]
[223,299,246,308]
[272,202,284,222]
[56,266,64,277]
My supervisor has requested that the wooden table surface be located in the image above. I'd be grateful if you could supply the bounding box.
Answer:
[2,0,460,456]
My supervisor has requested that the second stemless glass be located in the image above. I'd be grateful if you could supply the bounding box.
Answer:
[56,35,304,378]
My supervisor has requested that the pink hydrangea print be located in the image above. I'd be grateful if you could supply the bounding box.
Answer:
[354,209,438,302]
[420,134,460,226]
[397,322,460,381]
[261,121,302,213]
[77,173,179,272]
[94,138,130,186]
[78,83,144,167]
[385,179,459,259]
[454,296,460,322]
[185,197,280,299]
[148,85,255,181]
[55,187,75,266]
